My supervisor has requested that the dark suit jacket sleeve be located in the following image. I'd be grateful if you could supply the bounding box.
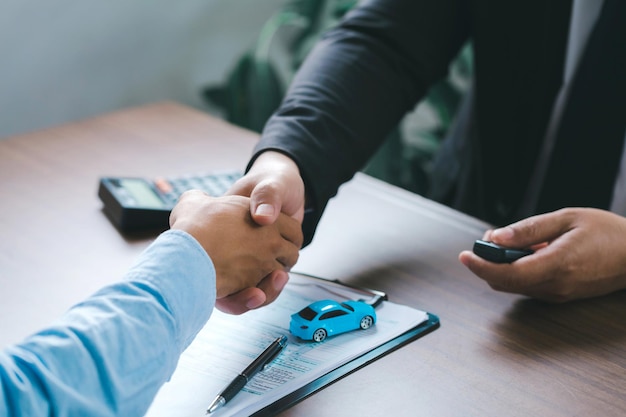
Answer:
[249,0,470,245]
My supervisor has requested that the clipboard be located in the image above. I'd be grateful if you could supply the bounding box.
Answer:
[252,272,439,416]
[144,272,440,417]
[253,311,439,416]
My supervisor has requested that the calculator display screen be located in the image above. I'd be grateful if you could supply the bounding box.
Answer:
[120,179,165,209]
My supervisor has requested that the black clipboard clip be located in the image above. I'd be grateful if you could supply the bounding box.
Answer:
[289,271,388,309]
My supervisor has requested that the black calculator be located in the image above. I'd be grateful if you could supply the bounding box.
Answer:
[98,171,242,233]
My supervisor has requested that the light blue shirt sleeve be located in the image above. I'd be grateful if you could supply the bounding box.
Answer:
[0,229,216,417]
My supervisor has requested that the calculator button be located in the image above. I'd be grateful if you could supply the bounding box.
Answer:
[154,178,173,194]
[154,171,241,204]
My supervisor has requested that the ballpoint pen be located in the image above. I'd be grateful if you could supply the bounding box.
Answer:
[206,335,288,414]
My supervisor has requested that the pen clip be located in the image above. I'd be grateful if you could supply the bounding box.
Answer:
[262,336,287,371]
[262,348,282,371]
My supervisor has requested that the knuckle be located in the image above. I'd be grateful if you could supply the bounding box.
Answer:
[253,179,280,200]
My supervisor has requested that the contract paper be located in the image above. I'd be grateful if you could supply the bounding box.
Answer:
[144,273,429,417]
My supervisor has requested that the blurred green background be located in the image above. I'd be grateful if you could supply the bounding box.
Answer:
[203,0,473,195]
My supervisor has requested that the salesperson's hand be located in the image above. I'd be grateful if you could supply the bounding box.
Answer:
[170,190,303,314]
[459,208,626,302]
[226,151,306,227]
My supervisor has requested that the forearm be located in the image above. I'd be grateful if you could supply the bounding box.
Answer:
[255,0,470,217]
[0,230,215,417]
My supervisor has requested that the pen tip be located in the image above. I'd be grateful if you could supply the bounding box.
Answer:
[207,396,225,414]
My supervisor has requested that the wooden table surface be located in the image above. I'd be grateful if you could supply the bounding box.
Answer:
[1,102,625,417]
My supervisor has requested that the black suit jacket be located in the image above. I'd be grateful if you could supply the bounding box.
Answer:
[251,0,573,244]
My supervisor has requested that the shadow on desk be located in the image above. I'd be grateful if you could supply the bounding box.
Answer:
[492,291,626,359]
[98,207,167,242]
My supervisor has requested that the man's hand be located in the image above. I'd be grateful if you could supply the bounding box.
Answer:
[213,151,306,314]
[226,151,306,226]
[170,190,303,313]
[459,208,626,302]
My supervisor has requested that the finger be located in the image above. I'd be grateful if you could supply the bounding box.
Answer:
[169,190,213,228]
[273,245,299,271]
[249,180,284,226]
[215,271,289,315]
[224,177,254,197]
[458,250,545,293]
[253,270,290,307]
[486,276,572,303]
[513,284,572,303]
[276,249,300,271]
[277,213,305,249]
[490,209,576,248]
[215,287,267,315]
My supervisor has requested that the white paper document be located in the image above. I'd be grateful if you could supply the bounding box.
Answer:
[144,273,430,417]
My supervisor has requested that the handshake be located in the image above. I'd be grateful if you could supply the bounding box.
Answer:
[170,189,303,315]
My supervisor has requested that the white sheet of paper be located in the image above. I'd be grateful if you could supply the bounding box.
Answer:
[144,273,429,417]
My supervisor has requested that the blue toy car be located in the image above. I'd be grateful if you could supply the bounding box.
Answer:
[289,299,377,342]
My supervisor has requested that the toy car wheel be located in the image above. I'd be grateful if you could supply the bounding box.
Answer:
[360,315,374,330]
[313,328,327,342]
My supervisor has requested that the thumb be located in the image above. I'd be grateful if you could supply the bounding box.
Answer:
[490,210,572,248]
[249,180,282,226]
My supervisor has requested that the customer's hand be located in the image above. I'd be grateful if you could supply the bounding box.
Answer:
[226,151,306,226]
[170,190,303,313]
[459,208,626,302]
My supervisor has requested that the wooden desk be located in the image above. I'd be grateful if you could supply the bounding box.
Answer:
[1,102,625,416]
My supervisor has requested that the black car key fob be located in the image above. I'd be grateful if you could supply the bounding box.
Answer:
[472,239,534,263]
